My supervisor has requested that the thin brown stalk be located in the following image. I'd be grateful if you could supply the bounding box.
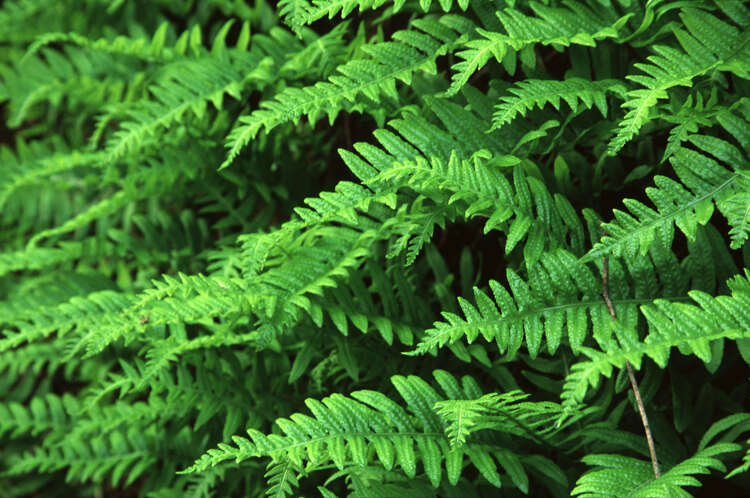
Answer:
[600,247,661,478]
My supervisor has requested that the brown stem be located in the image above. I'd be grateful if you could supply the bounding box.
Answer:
[601,256,616,321]
[625,360,661,478]
[600,242,661,478]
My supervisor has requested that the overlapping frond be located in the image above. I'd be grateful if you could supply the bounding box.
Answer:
[608,2,750,154]
[0,45,128,126]
[24,144,206,247]
[573,443,739,496]
[0,289,134,353]
[279,0,472,30]
[412,249,625,358]
[561,270,750,408]
[0,139,103,210]
[0,394,72,439]
[366,151,586,261]
[25,20,249,63]
[103,54,273,161]
[183,370,567,494]
[221,17,468,168]
[2,0,749,496]
[446,1,631,96]
[6,426,157,487]
[321,262,428,346]
[587,111,750,260]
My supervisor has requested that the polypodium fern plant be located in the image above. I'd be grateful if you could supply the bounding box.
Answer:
[1,0,749,496]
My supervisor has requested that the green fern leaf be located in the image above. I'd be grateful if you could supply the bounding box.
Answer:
[411,249,630,359]
[446,2,631,96]
[220,18,466,168]
[182,371,563,493]
[585,145,742,261]
[608,5,750,154]
[719,172,750,250]
[561,270,750,408]
[574,443,740,496]
[104,55,273,161]
[491,78,626,130]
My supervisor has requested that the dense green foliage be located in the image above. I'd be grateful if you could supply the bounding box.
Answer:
[1,0,749,496]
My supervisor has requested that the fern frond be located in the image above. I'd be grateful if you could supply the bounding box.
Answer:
[719,172,750,250]
[2,0,749,495]
[367,148,585,257]
[661,90,719,161]
[434,388,579,452]
[1,45,129,127]
[0,0,75,44]
[103,54,273,161]
[0,394,72,439]
[0,140,103,210]
[574,442,740,497]
[585,138,745,261]
[0,343,68,390]
[279,22,350,79]
[26,21,182,63]
[332,100,587,262]
[446,2,631,96]
[561,270,750,408]
[573,413,750,498]
[25,186,149,248]
[0,289,134,353]
[411,249,630,358]
[293,0,393,28]
[729,445,750,478]
[25,144,207,247]
[248,226,379,331]
[321,262,429,346]
[220,17,467,168]
[75,273,245,356]
[183,370,564,492]
[73,222,381,357]
[0,271,115,321]
[27,20,254,63]
[490,78,626,130]
[278,0,313,28]
[0,239,116,277]
[608,4,750,154]
[264,460,301,498]
[6,426,156,487]
[182,376,447,479]
[286,0,471,29]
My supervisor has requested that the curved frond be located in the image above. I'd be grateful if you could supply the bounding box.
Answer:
[6,426,157,487]
[586,130,748,261]
[183,370,566,493]
[573,443,739,496]
[412,249,627,359]
[491,78,626,130]
[220,17,467,168]
[104,54,273,161]
[446,2,631,96]
[608,4,750,154]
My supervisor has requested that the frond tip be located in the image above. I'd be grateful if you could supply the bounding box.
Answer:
[491,78,626,130]
[220,19,463,169]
